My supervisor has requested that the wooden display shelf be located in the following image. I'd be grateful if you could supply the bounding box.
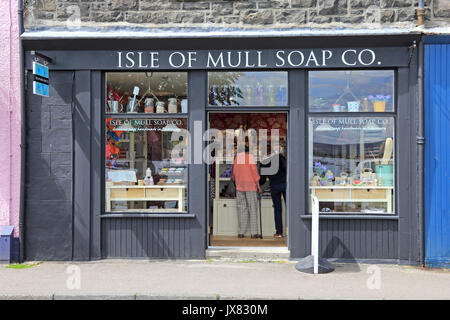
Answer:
[109,208,188,213]
[309,186,394,189]
[310,186,394,213]
[106,184,186,213]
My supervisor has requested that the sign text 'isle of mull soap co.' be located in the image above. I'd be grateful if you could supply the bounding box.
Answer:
[117,49,384,70]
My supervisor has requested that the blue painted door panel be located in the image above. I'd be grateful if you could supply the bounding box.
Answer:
[425,43,450,268]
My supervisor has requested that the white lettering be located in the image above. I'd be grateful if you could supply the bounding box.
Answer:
[342,49,357,66]
[169,52,185,68]
[137,52,148,68]
[150,52,159,68]
[227,51,241,68]
[182,304,217,318]
[322,50,332,66]
[257,51,267,67]
[275,50,286,67]
[117,51,123,68]
[187,51,197,68]
[287,50,304,67]
[125,52,135,68]
[305,51,319,67]
[207,52,225,68]
[358,49,376,65]
[245,51,255,67]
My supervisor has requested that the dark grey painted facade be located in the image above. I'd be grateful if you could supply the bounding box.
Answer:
[102,217,200,258]
[25,71,73,260]
[22,35,423,265]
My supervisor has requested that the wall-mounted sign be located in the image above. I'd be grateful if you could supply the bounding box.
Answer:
[33,81,49,97]
[26,47,410,71]
[33,61,49,79]
[31,52,51,97]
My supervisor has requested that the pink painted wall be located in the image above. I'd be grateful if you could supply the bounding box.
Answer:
[0,0,21,237]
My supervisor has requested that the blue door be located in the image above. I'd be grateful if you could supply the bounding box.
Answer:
[425,36,450,268]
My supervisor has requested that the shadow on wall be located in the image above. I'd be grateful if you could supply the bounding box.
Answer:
[323,236,361,273]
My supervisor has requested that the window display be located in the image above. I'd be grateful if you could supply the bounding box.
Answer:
[208,71,288,106]
[308,117,395,214]
[106,72,188,114]
[309,70,394,113]
[105,117,188,213]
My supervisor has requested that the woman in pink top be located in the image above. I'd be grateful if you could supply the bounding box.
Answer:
[232,142,262,238]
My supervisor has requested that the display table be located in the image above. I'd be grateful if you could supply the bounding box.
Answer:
[106,183,186,212]
[309,186,394,213]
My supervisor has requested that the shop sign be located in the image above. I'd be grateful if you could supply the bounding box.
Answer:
[28,47,410,70]
[33,61,49,79]
[32,61,50,97]
[117,49,384,69]
[33,81,49,97]
[31,51,52,97]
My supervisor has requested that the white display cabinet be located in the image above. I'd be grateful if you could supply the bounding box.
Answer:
[212,157,286,237]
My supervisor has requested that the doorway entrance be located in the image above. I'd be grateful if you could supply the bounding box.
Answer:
[207,112,288,247]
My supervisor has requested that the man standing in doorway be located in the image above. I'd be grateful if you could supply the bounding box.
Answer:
[259,145,287,238]
[232,137,263,238]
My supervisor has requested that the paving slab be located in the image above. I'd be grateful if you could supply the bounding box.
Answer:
[0,260,448,300]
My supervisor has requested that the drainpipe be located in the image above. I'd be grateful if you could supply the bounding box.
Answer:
[417,0,425,26]
[417,39,425,266]
[18,0,25,263]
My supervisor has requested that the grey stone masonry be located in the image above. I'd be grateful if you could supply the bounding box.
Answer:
[24,0,449,32]
[24,0,450,29]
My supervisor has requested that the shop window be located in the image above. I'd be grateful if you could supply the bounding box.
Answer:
[105,71,188,213]
[309,70,394,113]
[308,117,395,214]
[106,72,188,114]
[208,71,288,107]
[105,117,188,213]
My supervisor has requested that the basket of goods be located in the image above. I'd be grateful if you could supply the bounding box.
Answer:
[335,172,348,185]
[319,177,329,186]
[360,168,377,186]
[325,170,334,186]
[310,172,320,186]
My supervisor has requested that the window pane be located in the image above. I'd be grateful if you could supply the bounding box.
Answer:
[208,71,288,106]
[105,118,188,213]
[106,72,188,114]
[309,117,395,214]
[309,70,394,112]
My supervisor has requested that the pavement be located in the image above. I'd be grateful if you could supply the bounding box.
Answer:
[0,259,449,300]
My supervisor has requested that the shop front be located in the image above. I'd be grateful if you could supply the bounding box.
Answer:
[22,35,424,265]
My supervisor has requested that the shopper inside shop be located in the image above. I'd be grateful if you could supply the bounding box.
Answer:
[232,137,263,238]
[259,145,287,238]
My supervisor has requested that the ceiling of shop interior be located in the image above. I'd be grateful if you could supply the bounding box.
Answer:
[107,72,187,97]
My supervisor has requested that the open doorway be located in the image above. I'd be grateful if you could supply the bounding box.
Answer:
[207,112,288,247]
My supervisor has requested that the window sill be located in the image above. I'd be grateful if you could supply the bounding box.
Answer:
[101,213,195,218]
[300,214,398,220]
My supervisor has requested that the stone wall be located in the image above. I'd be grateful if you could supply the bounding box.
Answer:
[24,0,449,30]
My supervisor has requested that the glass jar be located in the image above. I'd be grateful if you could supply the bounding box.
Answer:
[168,98,178,113]
[156,101,166,113]
[144,98,155,113]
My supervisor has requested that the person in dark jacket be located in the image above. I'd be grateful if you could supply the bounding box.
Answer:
[259,147,287,238]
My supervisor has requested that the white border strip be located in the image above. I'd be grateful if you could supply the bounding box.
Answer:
[20,26,435,40]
